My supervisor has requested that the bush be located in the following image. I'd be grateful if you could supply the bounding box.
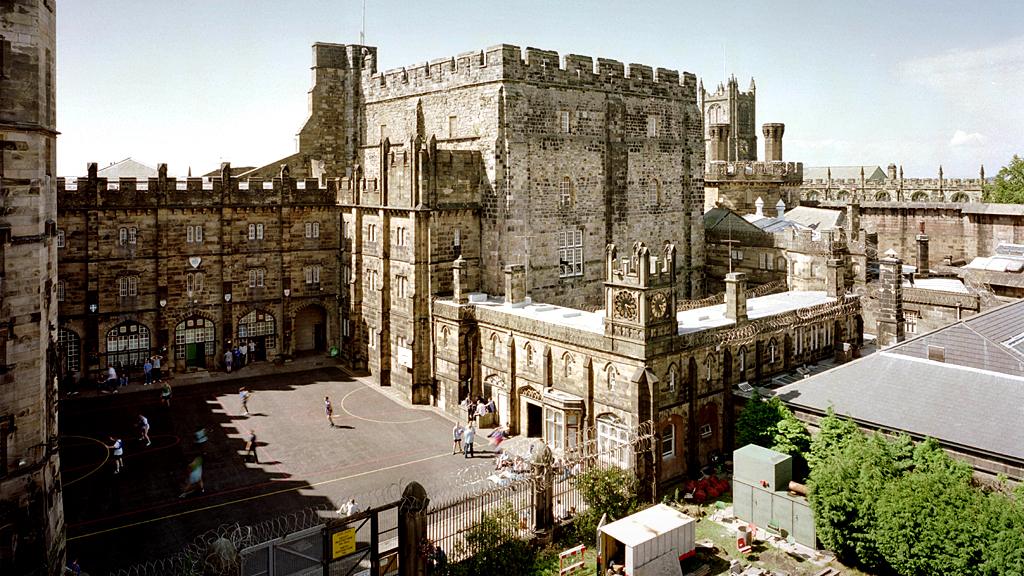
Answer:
[439,503,536,576]
[570,465,641,542]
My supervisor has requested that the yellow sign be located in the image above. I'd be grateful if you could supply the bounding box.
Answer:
[331,528,356,559]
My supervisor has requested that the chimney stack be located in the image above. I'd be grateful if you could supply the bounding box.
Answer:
[725,272,748,323]
[453,256,470,304]
[504,264,527,305]
[762,123,785,162]
[876,249,906,348]
[826,258,846,298]
[775,198,786,219]
[916,222,929,279]
[849,202,861,241]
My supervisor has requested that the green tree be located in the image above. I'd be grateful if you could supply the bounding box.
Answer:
[442,503,537,576]
[983,155,1024,203]
[873,465,984,576]
[571,465,641,542]
[736,391,785,448]
[771,409,812,478]
[980,490,1024,576]
[806,407,860,471]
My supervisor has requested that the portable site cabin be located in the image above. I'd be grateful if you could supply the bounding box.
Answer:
[597,504,696,576]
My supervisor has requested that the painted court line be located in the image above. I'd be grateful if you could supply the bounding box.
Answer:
[339,387,431,425]
[67,450,450,541]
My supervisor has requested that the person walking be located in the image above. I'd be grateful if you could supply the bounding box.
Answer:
[239,387,251,416]
[462,423,475,458]
[245,430,258,463]
[338,497,359,517]
[223,349,233,373]
[108,435,124,474]
[240,341,248,367]
[116,360,128,388]
[103,364,118,394]
[452,422,464,455]
[179,455,204,498]
[137,414,151,446]
[325,396,335,427]
[143,357,153,386]
[160,380,172,407]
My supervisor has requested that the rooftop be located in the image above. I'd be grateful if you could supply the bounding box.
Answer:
[599,503,694,548]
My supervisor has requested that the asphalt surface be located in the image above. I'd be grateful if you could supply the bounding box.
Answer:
[59,365,497,573]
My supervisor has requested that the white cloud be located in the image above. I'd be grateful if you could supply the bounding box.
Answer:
[948,130,986,148]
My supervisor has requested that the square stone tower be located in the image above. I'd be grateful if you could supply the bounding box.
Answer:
[0,0,65,573]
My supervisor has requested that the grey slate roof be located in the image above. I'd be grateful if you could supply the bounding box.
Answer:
[776,299,1024,466]
[704,207,765,234]
[780,206,845,230]
[96,158,158,179]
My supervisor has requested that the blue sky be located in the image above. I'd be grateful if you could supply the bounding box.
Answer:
[57,1,1023,177]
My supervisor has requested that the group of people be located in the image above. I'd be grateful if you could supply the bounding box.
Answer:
[223,340,257,373]
[105,413,154,474]
[461,396,496,423]
[452,422,476,457]
[101,353,165,393]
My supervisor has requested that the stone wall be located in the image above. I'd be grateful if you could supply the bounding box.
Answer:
[0,0,65,572]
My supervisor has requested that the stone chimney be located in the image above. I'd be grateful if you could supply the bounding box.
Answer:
[504,264,527,305]
[826,258,846,298]
[724,272,747,322]
[876,249,906,348]
[453,256,470,304]
[762,123,785,161]
[775,198,786,219]
[709,123,730,162]
[849,202,861,241]
[916,223,929,279]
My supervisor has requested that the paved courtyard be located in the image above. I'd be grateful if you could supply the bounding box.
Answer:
[59,365,497,572]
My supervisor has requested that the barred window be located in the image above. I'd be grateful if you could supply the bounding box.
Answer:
[118,227,128,246]
[305,221,320,238]
[57,280,65,302]
[304,265,321,284]
[58,327,81,373]
[396,275,408,299]
[107,321,151,367]
[558,229,583,278]
[248,223,264,240]
[187,225,204,244]
[559,176,573,207]
[647,115,659,138]
[247,268,265,288]
[118,275,138,297]
[559,110,570,134]
[57,229,65,248]
[186,272,204,294]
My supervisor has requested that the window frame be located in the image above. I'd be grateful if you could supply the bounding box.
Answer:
[56,280,65,302]
[558,229,584,278]
[56,229,65,248]
[118,275,139,297]
[559,110,570,134]
[661,424,675,458]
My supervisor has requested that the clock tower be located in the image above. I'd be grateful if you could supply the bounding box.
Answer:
[604,242,678,343]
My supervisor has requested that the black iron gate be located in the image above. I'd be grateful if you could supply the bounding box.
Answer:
[324,502,400,576]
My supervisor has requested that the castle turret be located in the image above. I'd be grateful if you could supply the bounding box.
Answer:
[709,123,731,162]
[762,123,784,162]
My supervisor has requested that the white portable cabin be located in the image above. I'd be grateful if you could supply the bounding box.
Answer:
[598,504,696,576]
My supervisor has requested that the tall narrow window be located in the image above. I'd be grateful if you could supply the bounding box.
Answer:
[396,226,408,247]
[448,116,457,139]
[304,265,321,285]
[187,225,204,244]
[305,221,320,238]
[769,338,778,364]
[651,179,661,205]
[560,110,570,134]
[558,229,584,278]
[396,276,408,299]
[248,268,266,288]
[56,229,65,248]
[367,224,378,242]
[57,281,65,302]
[661,424,675,458]
[647,115,659,138]
[186,272,205,294]
[118,227,128,246]
[118,275,139,297]
[128,227,138,244]
[560,176,573,207]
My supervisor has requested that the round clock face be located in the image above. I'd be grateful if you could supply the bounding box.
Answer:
[614,290,638,320]
[650,292,668,319]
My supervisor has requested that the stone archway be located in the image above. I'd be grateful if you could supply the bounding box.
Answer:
[519,385,543,439]
[175,316,216,369]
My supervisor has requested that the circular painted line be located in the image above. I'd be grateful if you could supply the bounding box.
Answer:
[339,387,431,425]
[62,435,109,488]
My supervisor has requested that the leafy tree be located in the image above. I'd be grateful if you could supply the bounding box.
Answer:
[806,407,860,471]
[808,432,903,570]
[979,490,1024,576]
[873,465,984,576]
[736,391,785,448]
[771,408,812,478]
[983,155,1024,203]
[571,465,641,542]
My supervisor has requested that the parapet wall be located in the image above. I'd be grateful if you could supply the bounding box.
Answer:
[59,175,338,209]
[705,161,803,183]
[359,43,697,101]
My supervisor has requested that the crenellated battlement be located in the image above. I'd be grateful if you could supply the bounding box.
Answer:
[804,177,984,187]
[605,241,677,288]
[359,43,697,101]
[705,160,803,183]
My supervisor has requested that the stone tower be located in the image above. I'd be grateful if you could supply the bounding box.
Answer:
[603,242,678,343]
[0,0,66,573]
[762,123,784,162]
[701,75,757,161]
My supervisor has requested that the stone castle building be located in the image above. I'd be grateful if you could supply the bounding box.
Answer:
[0,0,66,573]
[434,241,862,484]
[242,42,708,404]
[57,163,340,378]
[802,164,984,204]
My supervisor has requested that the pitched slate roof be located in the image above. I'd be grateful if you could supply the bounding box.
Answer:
[776,299,1024,468]
[703,207,765,234]
[781,206,845,230]
[804,165,886,182]
[96,158,158,179]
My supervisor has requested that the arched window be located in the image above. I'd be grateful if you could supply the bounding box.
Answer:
[704,354,715,383]
[664,363,678,395]
[875,191,891,201]
[490,332,500,355]
[524,343,534,368]
[951,192,969,203]
[661,423,675,458]
[597,414,630,468]
[768,338,778,364]
[605,364,618,390]
[107,321,151,367]
[186,272,204,295]
[686,357,697,403]
[118,275,139,297]
[563,352,575,378]
[559,176,573,207]
[911,191,929,202]
[738,346,747,378]
[58,327,81,374]
[440,326,450,348]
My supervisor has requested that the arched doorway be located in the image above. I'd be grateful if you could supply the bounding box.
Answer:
[175,317,215,369]
[294,305,327,353]
[238,310,276,362]
[106,321,151,369]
